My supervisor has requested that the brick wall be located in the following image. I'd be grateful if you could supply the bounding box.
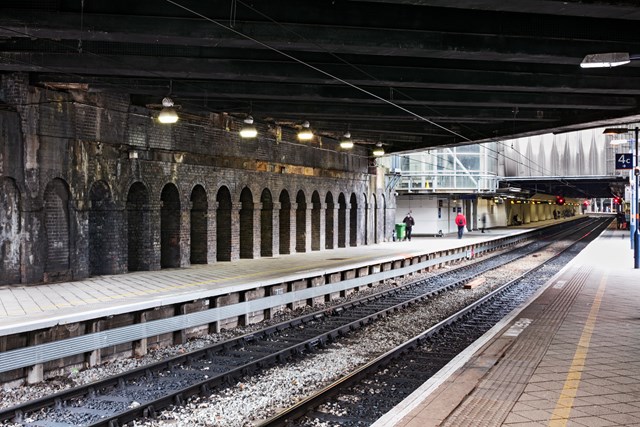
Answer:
[0,73,395,285]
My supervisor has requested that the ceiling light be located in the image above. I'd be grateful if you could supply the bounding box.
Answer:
[158,97,178,124]
[580,52,630,68]
[339,131,353,149]
[602,127,628,135]
[609,138,635,145]
[372,142,385,156]
[297,120,314,140]
[239,115,257,138]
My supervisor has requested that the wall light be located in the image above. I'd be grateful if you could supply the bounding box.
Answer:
[158,97,179,124]
[339,131,353,149]
[372,142,385,156]
[239,115,257,138]
[297,120,314,140]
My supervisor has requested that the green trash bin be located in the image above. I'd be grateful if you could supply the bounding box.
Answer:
[395,223,406,241]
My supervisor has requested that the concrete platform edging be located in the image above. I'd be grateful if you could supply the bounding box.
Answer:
[0,231,533,375]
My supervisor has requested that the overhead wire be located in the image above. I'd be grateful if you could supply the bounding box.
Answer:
[224,0,562,178]
[0,3,609,193]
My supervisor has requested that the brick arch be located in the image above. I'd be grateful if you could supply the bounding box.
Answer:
[216,186,233,261]
[260,188,273,257]
[88,180,118,276]
[349,193,358,246]
[311,191,321,251]
[279,190,291,255]
[295,190,307,253]
[190,185,208,264]
[239,187,254,259]
[363,192,369,245]
[338,192,347,248]
[325,191,335,250]
[381,193,387,241]
[127,181,151,272]
[160,183,181,268]
[43,178,71,280]
[1,177,21,285]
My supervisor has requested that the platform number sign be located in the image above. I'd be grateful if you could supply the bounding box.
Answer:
[615,153,633,169]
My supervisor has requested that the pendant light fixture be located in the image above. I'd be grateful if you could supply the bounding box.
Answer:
[297,120,314,140]
[339,131,353,149]
[239,115,257,138]
[158,97,179,124]
[372,142,385,156]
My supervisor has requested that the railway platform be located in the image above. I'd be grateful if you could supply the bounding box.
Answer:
[0,216,596,386]
[0,220,566,336]
[375,227,640,427]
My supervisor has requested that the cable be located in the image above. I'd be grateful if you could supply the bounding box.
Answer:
[163,0,470,143]
[224,0,563,178]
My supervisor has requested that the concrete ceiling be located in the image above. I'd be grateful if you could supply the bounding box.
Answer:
[1,0,640,154]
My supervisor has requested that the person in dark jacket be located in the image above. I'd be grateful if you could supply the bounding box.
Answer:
[455,212,466,239]
[403,212,415,241]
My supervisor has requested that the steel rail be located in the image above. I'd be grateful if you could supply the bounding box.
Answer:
[256,218,610,427]
[0,218,605,427]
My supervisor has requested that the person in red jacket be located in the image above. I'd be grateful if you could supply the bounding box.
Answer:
[455,212,467,239]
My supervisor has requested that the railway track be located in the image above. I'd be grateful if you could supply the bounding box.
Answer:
[258,217,610,426]
[0,217,608,427]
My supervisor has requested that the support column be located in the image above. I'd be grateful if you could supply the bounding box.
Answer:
[332,206,339,249]
[26,332,43,384]
[181,202,192,267]
[319,202,326,251]
[253,202,262,259]
[173,304,187,345]
[344,207,351,247]
[230,202,241,261]
[290,202,298,254]
[207,201,218,264]
[86,319,104,367]
[305,206,313,252]
[133,312,148,357]
[149,201,162,271]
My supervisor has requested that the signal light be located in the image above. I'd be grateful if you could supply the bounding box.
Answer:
[613,196,622,205]
[583,200,589,206]
[556,196,565,205]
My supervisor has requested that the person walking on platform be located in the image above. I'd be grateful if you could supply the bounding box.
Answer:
[480,213,487,233]
[455,211,466,239]
[403,212,415,241]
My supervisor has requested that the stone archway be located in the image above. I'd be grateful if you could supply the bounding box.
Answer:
[44,178,71,277]
[216,186,232,261]
[260,189,273,257]
[279,190,291,255]
[127,182,150,272]
[190,185,208,264]
[239,187,254,259]
[160,183,181,268]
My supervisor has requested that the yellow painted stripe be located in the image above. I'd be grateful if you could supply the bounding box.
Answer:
[548,274,607,426]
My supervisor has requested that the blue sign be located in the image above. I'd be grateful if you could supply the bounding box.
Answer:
[615,153,633,169]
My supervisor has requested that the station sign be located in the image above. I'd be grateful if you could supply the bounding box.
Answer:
[615,153,633,169]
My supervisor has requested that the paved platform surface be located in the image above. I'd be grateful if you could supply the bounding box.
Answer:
[375,227,640,427]
[0,220,553,335]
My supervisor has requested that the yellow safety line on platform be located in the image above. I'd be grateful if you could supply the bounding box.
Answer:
[548,274,607,427]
